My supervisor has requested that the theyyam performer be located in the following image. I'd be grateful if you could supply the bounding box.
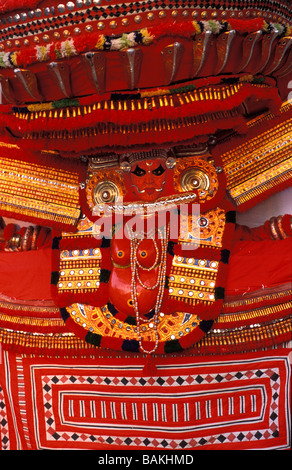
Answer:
[0,0,291,450]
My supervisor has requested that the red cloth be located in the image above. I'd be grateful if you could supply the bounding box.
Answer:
[1,348,290,450]
[0,247,52,302]
[226,237,292,296]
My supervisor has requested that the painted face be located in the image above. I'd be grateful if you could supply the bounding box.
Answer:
[129,158,167,202]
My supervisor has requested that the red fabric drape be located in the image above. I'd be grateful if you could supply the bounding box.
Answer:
[0,238,291,303]
[226,237,292,296]
[0,247,52,302]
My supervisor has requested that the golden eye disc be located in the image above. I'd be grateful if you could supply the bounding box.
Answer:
[180,168,210,192]
[93,180,120,204]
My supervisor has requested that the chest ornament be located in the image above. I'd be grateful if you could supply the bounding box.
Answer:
[52,149,235,354]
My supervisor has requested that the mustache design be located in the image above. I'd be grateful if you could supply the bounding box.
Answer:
[131,180,166,193]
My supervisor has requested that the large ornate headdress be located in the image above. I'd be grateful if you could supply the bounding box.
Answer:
[0,0,291,229]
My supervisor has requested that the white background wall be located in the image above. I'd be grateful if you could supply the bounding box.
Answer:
[236,187,292,227]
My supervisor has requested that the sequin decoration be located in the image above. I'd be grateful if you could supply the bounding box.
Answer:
[178,207,226,249]
[169,256,218,304]
[222,109,292,208]
[58,247,102,294]
[66,302,200,344]
[0,154,81,228]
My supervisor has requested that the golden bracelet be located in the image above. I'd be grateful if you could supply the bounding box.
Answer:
[21,226,33,251]
[276,216,287,239]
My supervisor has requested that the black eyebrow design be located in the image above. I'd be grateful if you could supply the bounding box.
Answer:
[131,165,147,176]
[152,164,166,176]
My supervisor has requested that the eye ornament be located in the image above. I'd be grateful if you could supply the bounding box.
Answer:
[152,164,166,176]
[131,164,166,177]
[131,165,146,176]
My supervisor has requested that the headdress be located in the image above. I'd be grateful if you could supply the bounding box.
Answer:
[0,0,291,157]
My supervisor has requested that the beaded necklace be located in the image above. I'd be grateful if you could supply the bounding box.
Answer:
[127,222,170,354]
